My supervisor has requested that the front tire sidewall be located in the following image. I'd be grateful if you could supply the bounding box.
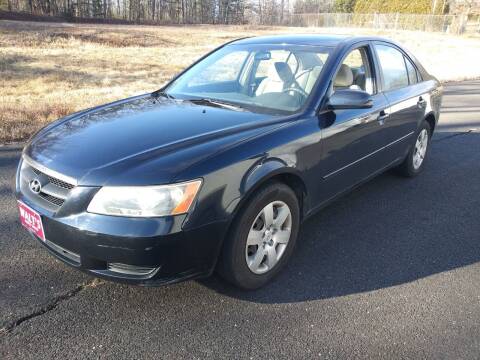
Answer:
[220,182,300,290]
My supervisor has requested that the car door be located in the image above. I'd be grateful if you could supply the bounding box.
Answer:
[314,43,392,205]
[372,42,426,160]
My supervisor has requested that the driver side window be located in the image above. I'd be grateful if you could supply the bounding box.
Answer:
[334,47,374,95]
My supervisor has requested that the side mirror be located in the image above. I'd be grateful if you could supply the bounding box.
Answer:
[327,89,373,110]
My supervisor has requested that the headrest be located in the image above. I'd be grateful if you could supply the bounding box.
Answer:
[334,64,354,87]
[298,53,323,69]
[274,62,295,85]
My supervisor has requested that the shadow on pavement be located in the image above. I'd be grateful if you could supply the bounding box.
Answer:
[199,132,480,303]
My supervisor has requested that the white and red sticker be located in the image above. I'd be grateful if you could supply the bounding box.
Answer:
[18,201,45,241]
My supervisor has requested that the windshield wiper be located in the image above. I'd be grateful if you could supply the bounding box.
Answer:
[151,90,175,100]
[185,98,245,112]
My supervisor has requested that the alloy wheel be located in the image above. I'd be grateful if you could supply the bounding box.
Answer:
[413,128,429,170]
[245,201,292,274]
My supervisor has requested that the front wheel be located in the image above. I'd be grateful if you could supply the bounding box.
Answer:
[217,182,300,290]
[395,121,432,177]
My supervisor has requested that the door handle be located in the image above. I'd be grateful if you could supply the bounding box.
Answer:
[417,97,427,108]
[377,110,389,124]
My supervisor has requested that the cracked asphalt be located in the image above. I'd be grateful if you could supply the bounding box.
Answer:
[1,81,480,359]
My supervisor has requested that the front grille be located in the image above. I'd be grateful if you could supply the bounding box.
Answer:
[39,192,65,207]
[31,167,75,190]
[20,157,77,212]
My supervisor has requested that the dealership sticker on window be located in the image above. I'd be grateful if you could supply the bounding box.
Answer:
[18,201,45,241]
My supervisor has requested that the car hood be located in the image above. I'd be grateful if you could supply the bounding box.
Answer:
[24,94,282,186]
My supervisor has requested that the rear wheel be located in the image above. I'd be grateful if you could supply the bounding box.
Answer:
[395,121,432,177]
[218,182,300,290]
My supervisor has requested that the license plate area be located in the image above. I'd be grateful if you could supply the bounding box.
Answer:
[18,201,45,241]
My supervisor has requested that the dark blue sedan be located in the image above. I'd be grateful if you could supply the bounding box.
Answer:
[16,35,443,289]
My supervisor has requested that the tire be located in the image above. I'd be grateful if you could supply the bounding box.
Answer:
[395,120,432,177]
[217,181,300,290]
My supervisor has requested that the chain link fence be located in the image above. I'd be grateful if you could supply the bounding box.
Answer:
[262,13,477,35]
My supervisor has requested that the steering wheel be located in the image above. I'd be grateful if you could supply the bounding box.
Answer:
[282,86,308,98]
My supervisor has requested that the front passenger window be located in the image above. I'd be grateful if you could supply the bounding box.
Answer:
[334,47,374,95]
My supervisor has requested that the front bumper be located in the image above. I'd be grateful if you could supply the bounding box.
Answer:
[16,193,229,286]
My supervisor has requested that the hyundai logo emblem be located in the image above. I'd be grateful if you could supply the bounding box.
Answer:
[29,179,42,194]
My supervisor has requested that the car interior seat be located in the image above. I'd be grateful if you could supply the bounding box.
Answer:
[351,67,366,91]
[295,53,323,94]
[256,62,295,96]
[334,64,354,90]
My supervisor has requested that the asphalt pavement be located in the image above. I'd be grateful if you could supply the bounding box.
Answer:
[1,81,479,359]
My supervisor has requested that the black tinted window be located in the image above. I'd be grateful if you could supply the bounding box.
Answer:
[375,44,409,91]
[404,56,418,85]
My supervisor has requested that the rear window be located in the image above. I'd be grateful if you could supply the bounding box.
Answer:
[404,56,418,85]
[375,44,409,91]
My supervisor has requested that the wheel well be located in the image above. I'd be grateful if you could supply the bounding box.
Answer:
[425,113,436,133]
[230,172,307,225]
[260,173,307,220]
[218,172,307,265]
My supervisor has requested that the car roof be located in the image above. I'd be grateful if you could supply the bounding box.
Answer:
[229,34,390,48]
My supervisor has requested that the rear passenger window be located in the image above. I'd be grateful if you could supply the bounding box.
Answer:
[404,57,418,85]
[375,44,409,91]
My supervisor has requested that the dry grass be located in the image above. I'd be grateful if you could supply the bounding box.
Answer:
[1,20,480,143]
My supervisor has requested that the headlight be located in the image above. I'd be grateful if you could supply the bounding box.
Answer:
[87,180,202,217]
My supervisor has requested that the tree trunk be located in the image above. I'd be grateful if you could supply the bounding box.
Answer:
[224,0,230,23]
[280,0,284,24]
[181,0,185,23]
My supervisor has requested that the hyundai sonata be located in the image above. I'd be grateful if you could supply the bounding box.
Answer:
[16,35,442,289]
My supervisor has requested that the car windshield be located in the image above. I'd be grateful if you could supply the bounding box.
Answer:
[165,44,331,114]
